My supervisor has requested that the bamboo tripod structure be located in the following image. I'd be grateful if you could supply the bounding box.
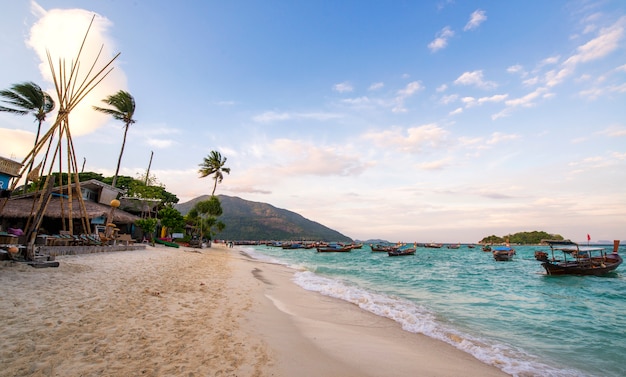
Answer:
[0,15,120,260]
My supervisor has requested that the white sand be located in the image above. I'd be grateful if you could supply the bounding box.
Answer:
[0,245,508,376]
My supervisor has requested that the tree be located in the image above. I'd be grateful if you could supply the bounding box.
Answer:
[93,90,136,188]
[198,150,230,196]
[158,205,185,235]
[186,196,224,245]
[0,82,55,190]
[135,218,158,246]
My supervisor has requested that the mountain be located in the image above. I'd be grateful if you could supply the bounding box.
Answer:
[175,195,352,242]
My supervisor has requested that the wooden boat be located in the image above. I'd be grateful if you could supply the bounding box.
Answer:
[540,240,622,276]
[492,246,515,261]
[424,243,443,248]
[387,247,416,256]
[317,245,352,252]
[370,243,394,252]
[534,250,549,261]
[282,242,304,249]
[446,243,461,249]
[482,245,492,252]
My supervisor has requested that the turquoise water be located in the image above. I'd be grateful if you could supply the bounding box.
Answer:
[243,244,626,377]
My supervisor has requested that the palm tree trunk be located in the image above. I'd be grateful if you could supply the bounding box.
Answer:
[211,178,218,196]
[22,120,44,193]
[112,123,130,188]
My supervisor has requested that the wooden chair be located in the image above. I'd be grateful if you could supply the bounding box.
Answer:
[98,232,113,245]
[117,234,135,246]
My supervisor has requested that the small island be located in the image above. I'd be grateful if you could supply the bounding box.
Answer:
[479,231,564,245]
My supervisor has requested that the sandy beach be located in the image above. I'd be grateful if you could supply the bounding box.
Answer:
[0,245,508,377]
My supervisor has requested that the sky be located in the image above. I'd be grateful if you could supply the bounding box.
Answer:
[1,1,625,243]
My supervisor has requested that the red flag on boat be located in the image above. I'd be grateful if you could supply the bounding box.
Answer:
[587,234,591,241]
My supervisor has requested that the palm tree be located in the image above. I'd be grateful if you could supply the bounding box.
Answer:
[93,90,136,188]
[0,82,55,190]
[198,150,230,196]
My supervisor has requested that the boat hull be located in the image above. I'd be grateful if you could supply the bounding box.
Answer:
[316,247,351,253]
[541,254,622,276]
[493,252,514,261]
[387,248,416,256]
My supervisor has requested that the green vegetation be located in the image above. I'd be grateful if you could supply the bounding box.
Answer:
[480,231,564,245]
[185,196,225,241]
[135,217,158,245]
[158,205,186,234]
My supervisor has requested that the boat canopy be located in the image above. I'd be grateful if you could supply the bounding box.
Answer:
[492,246,513,251]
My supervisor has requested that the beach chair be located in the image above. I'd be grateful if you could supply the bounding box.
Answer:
[98,232,113,245]
[51,234,71,246]
[80,234,103,246]
[117,234,135,246]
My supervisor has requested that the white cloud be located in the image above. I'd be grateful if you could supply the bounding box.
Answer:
[362,124,449,153]
[504,87,549,108]
[215,100,236,106]
[454,70,497,89]
[392,81,423,112]
[417,158,452,170]
[428,26,454,52]
[333,81,353,93]
[539,55,560,67]
[449,107,463,116]
[464,10,486,31]
[463,94,508,108]
[507,64,525,75]
[252,111,341,123]
[545,16,625,87]
[253,111,291,123]
[341,96,371,106]
[26,4,127,137]
[368,82,384,91]
[439,94,458,105]
[486,132,520,145]
[598,125,626,137]
[268,139,369,177]
[522,76,540,86]
[146,139,174,148]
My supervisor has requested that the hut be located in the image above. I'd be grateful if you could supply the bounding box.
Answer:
[0,179,139,237]
[0,156,22,198]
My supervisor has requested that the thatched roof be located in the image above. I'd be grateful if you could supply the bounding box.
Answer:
[0,197,139,224]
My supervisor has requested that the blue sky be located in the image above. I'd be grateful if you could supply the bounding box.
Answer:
[1,1,625,243]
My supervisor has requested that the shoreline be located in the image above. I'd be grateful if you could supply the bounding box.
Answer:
[0,244,508,376]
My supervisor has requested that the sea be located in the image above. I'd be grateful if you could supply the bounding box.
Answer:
[241,243,626,377]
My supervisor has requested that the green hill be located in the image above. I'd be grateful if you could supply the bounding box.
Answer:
[175,195,352,242]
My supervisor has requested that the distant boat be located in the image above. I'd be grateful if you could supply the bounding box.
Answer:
[282,242,304,249]
[424,243,443,249]
[534,250,549,261]
[540,240,622,276]
[317,244,352,252]
[370,243,394,252]
[482,245,492,252]
[387,243,417,256]
[467,244,476,249]
[446,243,461,249]
[388,248,416,256]
[492,246,515,261]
